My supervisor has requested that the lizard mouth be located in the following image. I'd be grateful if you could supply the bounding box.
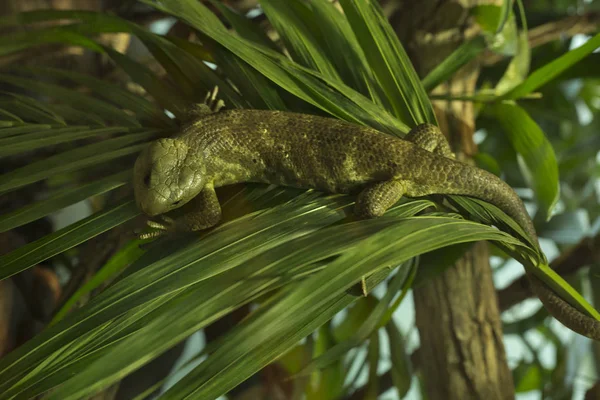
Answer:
[139,201,161,217]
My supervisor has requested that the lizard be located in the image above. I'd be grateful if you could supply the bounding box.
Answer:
[133,89,600,341]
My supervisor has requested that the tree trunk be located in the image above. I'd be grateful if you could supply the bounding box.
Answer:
[389,1,515,398]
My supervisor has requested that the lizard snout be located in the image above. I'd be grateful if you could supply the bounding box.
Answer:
[138,199,161,217]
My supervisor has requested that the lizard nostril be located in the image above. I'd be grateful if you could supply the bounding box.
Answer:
[144,173,151,186]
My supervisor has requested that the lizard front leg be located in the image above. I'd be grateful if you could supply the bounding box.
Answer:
[183,86,226,121]
[143,184,222,238]
[406,123,455,159]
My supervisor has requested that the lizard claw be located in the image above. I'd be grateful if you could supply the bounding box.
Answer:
[139,230,165,240]
[139,215,177,239]
[203,86,225,113]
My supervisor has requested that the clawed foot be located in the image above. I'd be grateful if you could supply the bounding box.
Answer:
[139,215,177,239]
[203,86,225,113]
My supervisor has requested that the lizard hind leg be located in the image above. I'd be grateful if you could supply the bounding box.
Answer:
[355,180,409,219]
[183,86,226,122]
[406,123,455,159]
[203,86,226,113]
[355,180,408,296]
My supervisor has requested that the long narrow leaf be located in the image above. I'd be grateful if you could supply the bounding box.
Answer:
[0,74,141,127]
[142,0,410,135]
[506,32,600,99]
[339,0,436,125]
[0,131,156,193]
[422,36,487,91]
[0,201,139,280]
[0,171,131,233]
[21,67,173,127]
[0,124,52,138]
[259,0,340,80]
[103,47,187,117]
[51,238,147,324]
[0,94,66,125]
[0,126,127,157]
[0,194,349,395]
[490,103,559,218]
[159,218,524,399]
[308,0,378,99]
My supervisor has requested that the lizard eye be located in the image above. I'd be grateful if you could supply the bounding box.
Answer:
[143,173,151,186]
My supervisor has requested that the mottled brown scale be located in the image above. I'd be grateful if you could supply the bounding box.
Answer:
[175,110,533,234]
[132,107,600,341]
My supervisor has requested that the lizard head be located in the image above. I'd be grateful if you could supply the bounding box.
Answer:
[133,138,206,216]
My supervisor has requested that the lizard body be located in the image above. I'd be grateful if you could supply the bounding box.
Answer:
[133,105,600,341]
[134,109,533,235]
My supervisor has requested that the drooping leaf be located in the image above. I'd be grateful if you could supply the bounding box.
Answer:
[20,67,174,127]
[385,319,412,398]
[490,102,559,218]
[506,32,600,99]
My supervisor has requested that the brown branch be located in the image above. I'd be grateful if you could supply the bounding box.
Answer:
[585,381,600,400]
[480,12,600,66]
[528,13,600,48]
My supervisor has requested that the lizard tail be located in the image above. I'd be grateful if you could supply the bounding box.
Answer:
[432,162,600,341]
[529,276,600,340]
[420,161,537,241]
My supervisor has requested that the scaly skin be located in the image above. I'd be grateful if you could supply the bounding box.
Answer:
[133,107,600,341]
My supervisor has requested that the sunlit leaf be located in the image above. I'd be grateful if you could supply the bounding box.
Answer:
[260,0,340,80]
[506,32,600,99]
[156,218,528,400]
[141,0,410,135]
[338,0,436,125]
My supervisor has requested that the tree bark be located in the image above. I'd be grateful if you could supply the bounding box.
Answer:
[414,242,513,399]
[390,0,515,398]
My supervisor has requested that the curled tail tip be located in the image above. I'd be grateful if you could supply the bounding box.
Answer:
[529,274,600,341]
